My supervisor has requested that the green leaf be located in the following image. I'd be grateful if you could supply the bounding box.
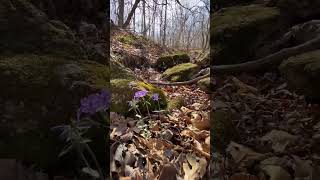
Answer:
[82,167,100,179]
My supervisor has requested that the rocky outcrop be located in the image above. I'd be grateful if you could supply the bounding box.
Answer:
[110,58,167,115]
[279,50,320,99]
[212,4,281,65]
[0,0,84,58]
[162,63,200,82]
[154,53,190,71]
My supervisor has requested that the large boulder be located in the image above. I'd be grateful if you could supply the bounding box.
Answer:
[0,0,84,58]
[0,54,110,171]
[110,79,167,115]
[110,59,167,115]
[212,5,281,65]
[162,63,200,82]
[279,50,320,99]
[154,53,190,71]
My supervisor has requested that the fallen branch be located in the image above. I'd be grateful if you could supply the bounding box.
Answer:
[148,73,209,86]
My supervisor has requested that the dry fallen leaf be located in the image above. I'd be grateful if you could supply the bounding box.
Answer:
[158,164,178,180]
[183,154,207,180]
[190,112,210,130]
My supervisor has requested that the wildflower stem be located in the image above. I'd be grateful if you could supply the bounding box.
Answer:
[143,97,152,121]
[157,101,161,111]
[76,144,95,180]
[83,142,105,180]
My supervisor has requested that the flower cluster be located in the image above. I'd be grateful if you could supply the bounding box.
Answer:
[133,89,159,102]
[134,90,148,100]
[77,90,111,120]
[151,93,159,101]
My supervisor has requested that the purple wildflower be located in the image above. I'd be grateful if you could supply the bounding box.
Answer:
[77,89,111,120]
[151,93,159,101]
[134,90,148,100]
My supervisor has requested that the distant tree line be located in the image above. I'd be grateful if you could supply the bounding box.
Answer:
[111,0,209,50]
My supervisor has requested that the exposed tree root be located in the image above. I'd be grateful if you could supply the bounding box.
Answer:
[148,73,210,85]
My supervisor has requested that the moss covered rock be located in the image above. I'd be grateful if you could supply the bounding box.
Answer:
[196,51,210,68]
[0,54,110,127]
[117,34,138,45]
[0,0,109,174]
[162,63,200,82]
[279,50,320,98]
[197,77,211,93]
[212,5,280,65]
[110,58,136,80]
[0,54,110,170]
[167,96,185,111]
[110,79,167,115]
[0,0,84,58]
[212,110,240,152]
[154,53,190,71]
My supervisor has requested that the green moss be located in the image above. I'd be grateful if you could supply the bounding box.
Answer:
[117,34,137,45]
[0,54,66,100]
[0,54,110,101]
[167,96,185,111]
[211,5,280,65]
[162,63,200,82]
[279,50,320,98]
[197,77,211,92]
[110,59,136,80]
[155,53,190,71]
[110,79,167,115]
[81,61,110,89]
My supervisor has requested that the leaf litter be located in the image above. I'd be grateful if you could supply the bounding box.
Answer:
[110,66,210,179]
[212,72,320,180]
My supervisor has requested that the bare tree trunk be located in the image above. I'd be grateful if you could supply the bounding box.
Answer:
[159,0,163,43]
[133,1,136,32]
[118,0,124,27]
[162,0,167,47]
[123,0,141,28]
[142,0,146,36]
[152,0,158,39]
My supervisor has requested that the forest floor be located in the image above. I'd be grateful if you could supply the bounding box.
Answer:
[110,28,211,179]
[212,72,320,180]
[110,27,320,180]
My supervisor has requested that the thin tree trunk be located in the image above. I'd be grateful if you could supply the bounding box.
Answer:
[118,0,124,27]
[162,0,167,47]
[123,0,141,28]
[142,0,147,36]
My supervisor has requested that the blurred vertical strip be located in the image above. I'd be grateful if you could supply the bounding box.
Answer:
[105,0,111,179]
